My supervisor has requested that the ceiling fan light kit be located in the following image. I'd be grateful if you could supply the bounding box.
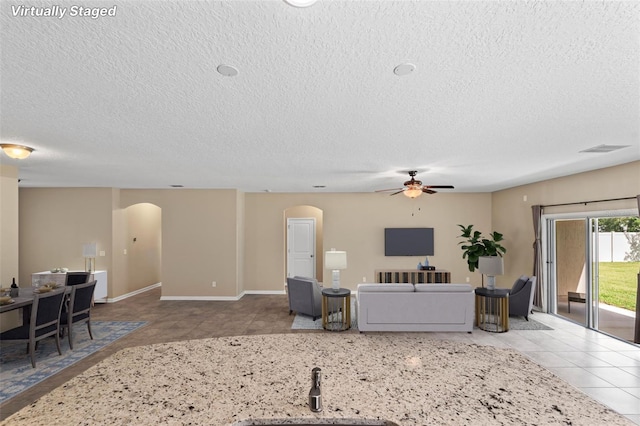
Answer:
[404,186,423,198]
[376,170,454,198]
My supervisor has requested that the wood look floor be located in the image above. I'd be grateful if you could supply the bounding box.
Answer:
[0,287,330,421]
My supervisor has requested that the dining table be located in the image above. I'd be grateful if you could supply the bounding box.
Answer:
[0,286,70,324]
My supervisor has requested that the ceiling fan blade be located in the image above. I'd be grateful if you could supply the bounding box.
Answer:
[375,187,403,193]
[424,185,454,189]
[390,190,405,196]
[422,188,437,194]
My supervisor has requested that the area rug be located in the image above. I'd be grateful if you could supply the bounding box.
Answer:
[0,321,146,404]
[1,334,630,425]
[509,316,553,330]
[291,300,551,331]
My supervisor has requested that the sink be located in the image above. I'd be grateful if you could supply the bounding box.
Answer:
[233,420,399,426]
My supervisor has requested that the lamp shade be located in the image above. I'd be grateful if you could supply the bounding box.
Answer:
[478,256,504,276]
[83,243,98,258]
[325,250,347,270]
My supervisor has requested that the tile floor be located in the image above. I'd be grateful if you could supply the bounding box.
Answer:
[1,287,639,424]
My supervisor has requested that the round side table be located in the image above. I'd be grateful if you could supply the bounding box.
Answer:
[321,288,351,331]
[475,287,509,332]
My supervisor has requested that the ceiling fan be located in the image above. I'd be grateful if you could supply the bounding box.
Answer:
[376,171,454,198]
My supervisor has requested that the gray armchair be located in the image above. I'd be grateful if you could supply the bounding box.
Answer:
[509,275,536,321]
[287,276,323,320]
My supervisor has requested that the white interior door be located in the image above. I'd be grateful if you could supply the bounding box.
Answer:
[287,218,316,279]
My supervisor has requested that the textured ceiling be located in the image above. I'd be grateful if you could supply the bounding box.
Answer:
[1,0,638,193]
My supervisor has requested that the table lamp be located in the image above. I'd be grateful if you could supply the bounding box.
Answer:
[83,243,97,273]
[325,249,347,292]
[478,256,504,290]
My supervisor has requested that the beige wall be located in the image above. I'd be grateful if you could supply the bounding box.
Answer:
[556,220,586,298]
[492,160,640,289]
[244,192,492,292]
[0,165,18,286]
[18,188,114,289]
[0,165,20,331]
[120,189,241,298]
[13,161,639,300]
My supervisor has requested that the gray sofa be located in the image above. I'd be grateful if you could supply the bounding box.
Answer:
[357,283,474,332]
[286,276,323,320]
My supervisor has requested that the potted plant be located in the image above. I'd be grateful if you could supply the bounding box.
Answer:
[457,224,506,272]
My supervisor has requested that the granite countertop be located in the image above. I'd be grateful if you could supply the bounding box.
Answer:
[2,333,632,425]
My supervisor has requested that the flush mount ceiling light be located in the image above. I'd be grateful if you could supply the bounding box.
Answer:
[0,144,34,159]
[284,0,318,7]
[217,64,238,77]
[393,63,416,76]
[579,144,630,153]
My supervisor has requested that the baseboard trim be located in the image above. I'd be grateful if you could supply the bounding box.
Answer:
[160,294,244,301]
[159,290,286,301]
[107,282,162,303]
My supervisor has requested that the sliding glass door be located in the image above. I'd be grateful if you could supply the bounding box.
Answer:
[546,211,638,343]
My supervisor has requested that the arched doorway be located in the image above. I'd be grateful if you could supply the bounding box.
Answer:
[119,203,162,297]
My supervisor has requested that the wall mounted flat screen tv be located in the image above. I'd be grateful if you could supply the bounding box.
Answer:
[384,228,434,256]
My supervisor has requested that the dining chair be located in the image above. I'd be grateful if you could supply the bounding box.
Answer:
[60,280,97,349]
[65,271,91,286]
[0,289,65,368]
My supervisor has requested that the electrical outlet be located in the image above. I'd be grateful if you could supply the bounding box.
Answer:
[362,276,366,282]
[466,277,470,283]
[123,249,127,255]
[99,251,106,256]
[211,281,216,288]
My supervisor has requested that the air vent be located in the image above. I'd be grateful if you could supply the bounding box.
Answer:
[579,144,630,153]
[170,184,184,188]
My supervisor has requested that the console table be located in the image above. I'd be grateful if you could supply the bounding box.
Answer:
[31,270,108,303]
[375,269,450,284]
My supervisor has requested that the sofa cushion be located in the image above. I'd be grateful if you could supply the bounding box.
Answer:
[357,283,415,293]
[414,284,472,293]
[362,293,470,325]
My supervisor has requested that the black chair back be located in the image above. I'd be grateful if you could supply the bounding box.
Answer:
[69,280,97,323]
[32,290,65,338]
[65,272,90,286]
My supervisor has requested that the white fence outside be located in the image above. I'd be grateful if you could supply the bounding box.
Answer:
[597,232,639,262]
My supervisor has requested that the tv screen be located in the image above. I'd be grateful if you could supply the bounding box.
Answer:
[384,228,434,256]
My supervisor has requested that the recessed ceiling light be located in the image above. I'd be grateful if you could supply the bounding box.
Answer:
[284,0,318,7]
[393,63,416,76]
[217,64,238,77]
[579,144,630,153]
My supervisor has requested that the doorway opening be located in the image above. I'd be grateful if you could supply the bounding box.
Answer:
[284,206,323,283]
[546,210,638,343]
